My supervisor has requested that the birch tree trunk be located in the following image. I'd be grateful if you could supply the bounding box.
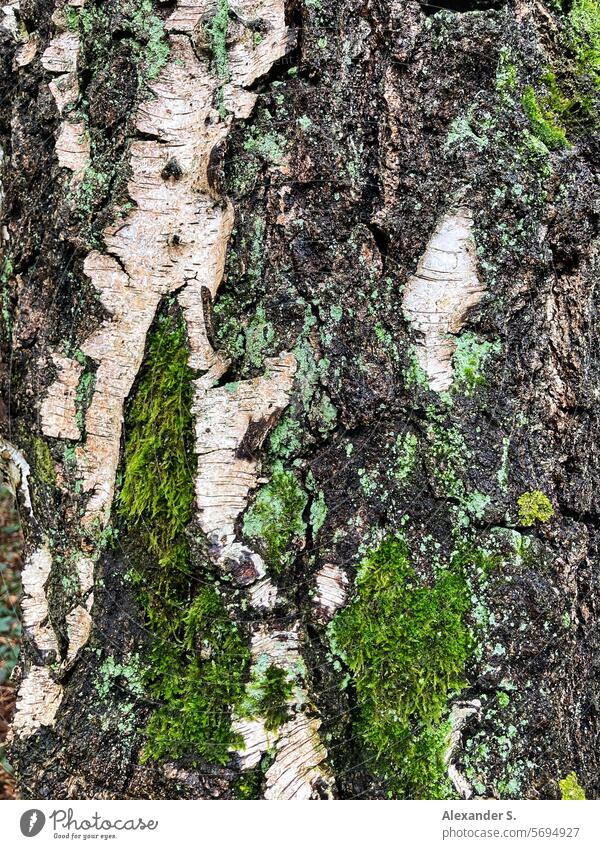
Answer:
[1,0,600,800]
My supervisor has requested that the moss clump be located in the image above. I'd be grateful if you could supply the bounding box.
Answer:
[119,310,249,764]
[142,585,250,763]
[569,0,600,87]
[234,752,274,799]
[240,660,294,732]
[119,311,195,603]
[517,490,554,527]
[559,772,586,800]
[242,467,307,574]
[452,333,501,396]
[64,5,80,32]
[33,437,56,486]
[329,537,471,798]
[522,85,570,150]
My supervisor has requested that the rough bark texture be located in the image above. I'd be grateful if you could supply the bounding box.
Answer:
[1,0,600,800]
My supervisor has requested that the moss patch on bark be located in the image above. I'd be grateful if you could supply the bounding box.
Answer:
[329,536,471,799]
[119,309,249,765]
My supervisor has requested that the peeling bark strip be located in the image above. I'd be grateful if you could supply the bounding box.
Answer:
[42,3,89,180]
[313,563,349,622]
[10,547,63,738]
[402,209,485,392]
[40,354,83,440]
[232,626,333,799]
[40,0,293,527]
[10,668,63,739]
[194,354,297,554]
[20,546,58,657]
[0,439,32,514]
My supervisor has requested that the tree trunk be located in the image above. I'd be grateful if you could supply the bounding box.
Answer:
[1,0,600,800]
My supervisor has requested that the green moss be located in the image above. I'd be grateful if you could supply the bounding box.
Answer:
[329,537,471,798]
[497,691,510,708]
[559,772,586,799]
[522,85,569,150]
[569,0,600,87]
[119,310,249,764]
[517,490,554,527]
[64,5,80,31]
[452,333,501,396]
[242,467,307,574]
[142,585,250,763]
[33,437,56,486]
[234,752,274,799]
[405,348,430,391]
[240,659,294,732]
[119,311,195,599]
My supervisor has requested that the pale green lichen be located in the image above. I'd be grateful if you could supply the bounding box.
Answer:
[309,491,327,536]
[496,437,510,492]
[394,432,418,482]
[243,129,286,164]
[462,491,491,521]
[209,0,230,116]
[243,466,307,574]
[245,305,274,368]
[495,47,518,103]
[269,415,303,459]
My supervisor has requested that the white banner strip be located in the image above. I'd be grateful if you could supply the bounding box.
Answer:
[0,800,598,849]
